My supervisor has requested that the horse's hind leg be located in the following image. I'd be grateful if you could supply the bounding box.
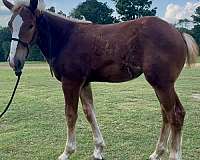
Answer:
[149,105,171,160]
[80,83,105,160]
[168,92,185,160]
[149,85,185,160]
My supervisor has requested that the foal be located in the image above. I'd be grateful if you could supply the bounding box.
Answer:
[3,0,198,160]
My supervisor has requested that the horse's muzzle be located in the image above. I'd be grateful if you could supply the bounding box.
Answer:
[15,70,22,76]
[10,59,23,77]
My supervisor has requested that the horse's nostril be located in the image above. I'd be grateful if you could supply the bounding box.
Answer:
[14,60,22,70]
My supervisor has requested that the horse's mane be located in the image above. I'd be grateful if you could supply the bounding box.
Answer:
[48,12,92,24]
[13,0,92,24]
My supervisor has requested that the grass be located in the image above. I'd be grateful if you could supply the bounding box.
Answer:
[0,62,200,160]
[197,56,200,63]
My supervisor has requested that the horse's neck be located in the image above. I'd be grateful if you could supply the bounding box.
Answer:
[36,12,75,62]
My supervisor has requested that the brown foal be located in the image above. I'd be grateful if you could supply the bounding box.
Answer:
[3,0,198,160]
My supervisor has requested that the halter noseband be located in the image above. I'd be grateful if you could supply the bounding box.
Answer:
[11,38,30,58]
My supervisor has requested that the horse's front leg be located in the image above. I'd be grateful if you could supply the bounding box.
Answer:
[80,83,105,160]
[59,80,82,160]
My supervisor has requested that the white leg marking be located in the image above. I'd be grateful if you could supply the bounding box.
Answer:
[80,85,105,159]
[66,130,76,153]
[9,15,23,67]
[92,110,105,159]
[84,105,105,159]
[59,130,76,160]
[169,133,182,160]
[149,124,170,160]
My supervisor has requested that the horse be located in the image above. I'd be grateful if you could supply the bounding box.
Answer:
[3,0,199,160]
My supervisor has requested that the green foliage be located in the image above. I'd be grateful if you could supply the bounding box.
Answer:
[47,6,66,17]
[176,18,192,28]
[0,27,11,61]
[177,6,200,55]
[57,10,66,17]
[47,6,56,13]
[189,6,200,56]
[191,25,200,48]
[112,0,157,21]
[192,6,200,25]
[191,6,200,51]
[70,0,118,24]
[2,41,10,59]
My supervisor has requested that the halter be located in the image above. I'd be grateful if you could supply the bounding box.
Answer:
[11,38,30,58]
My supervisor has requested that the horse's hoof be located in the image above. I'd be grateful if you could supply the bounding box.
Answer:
[58,153,68,160]
[149,157,161,160]
[91,155,104,160]
[149,158,161,160]
[149,154,161,160]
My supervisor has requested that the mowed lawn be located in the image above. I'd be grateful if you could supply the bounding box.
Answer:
[0,62,200,160]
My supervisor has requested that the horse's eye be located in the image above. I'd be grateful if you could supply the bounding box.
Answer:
[29,24,34,29]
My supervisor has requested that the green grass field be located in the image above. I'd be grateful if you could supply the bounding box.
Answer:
[0,62,200,160]
[197,56,200,63]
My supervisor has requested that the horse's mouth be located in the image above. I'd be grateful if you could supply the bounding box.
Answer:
[13,60,24,76]
[14,65,23,76]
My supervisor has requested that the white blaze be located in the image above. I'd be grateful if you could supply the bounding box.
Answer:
[9,15,23,66]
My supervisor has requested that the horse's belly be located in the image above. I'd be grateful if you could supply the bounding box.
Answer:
[90,64,143,83]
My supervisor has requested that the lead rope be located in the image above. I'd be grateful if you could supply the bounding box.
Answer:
[0,72,22,119]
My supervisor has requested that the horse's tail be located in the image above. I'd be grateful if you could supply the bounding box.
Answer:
[182,32,199,66]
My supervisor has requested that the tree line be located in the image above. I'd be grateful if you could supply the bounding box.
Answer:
[176,6,200,48]
[0,0,199,62]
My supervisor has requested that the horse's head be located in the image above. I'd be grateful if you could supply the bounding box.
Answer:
[3,0,39,75]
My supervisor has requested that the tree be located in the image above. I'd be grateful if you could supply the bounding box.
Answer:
[112,0,157,21]
[192,6,200,25]
[58,10,66,17]
[176,18,192,28]
[191,25,200,47]
[0,27,11,61]
[70,0,118,24]
[47,6,56,13]
[191,6,200,55]
[2,41,10,59]
[47,6,66,17]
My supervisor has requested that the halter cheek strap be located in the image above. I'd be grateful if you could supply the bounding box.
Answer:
[11,38,30,58]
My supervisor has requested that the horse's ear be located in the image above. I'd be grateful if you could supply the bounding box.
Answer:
[3,0,14,10]
[29,0,38,13]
